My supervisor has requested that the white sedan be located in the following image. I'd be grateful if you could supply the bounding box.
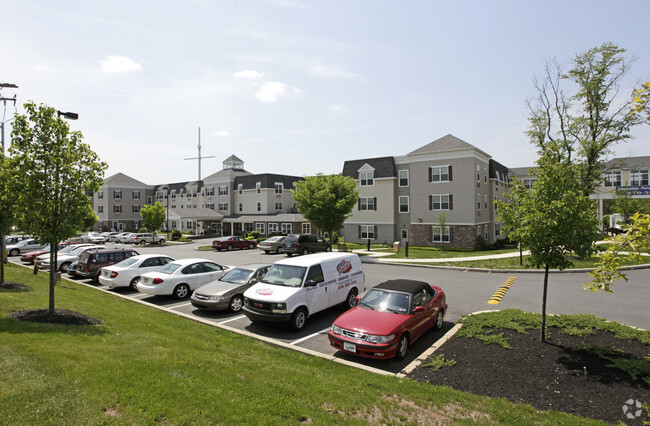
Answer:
[99,254,176,290]
[137,258,230,299]
[6,239,48,256]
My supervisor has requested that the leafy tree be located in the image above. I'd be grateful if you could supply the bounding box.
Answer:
[140,202,166,232]
[292,174,359,245]
[527,42,650,196]
[496,153,600,342]
[588,213,650,292]
[0,153,17,284]
[9,102,107,315]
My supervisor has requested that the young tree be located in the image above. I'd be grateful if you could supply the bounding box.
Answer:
[496,153,600,342]
[292,174,359,246]
[9,102,107,315]
[588,213,650,292]
[527,43,650,196]
[140,202,166,232]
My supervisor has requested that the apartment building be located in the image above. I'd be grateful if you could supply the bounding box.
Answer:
[94,155,310,236]
[341,134,510,249]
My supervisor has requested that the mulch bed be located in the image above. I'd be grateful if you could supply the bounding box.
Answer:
[7,309,103,326]
[0,281,32,290]
[407,328,649,424]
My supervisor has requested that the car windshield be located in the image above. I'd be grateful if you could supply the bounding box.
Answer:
[70,246,91,255]
[115,257,139,268]
[58,245,77,254]
[219,268,254,284]
[359,289,410,314]
[261,264,306,288]
[158,262,182,274]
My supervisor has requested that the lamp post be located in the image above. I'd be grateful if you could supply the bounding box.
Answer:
[161,185,170,239]
[1,83,19,155]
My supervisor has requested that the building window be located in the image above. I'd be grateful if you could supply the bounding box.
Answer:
[360,225,375,239]
[132,205,140,213]
[281,223,292,234]
[147,196,153,205]
[359,197,376,211]
[603,171,621,187]
[275,182,283,194]
[432,226,450,243]
[256,223,265,234]
[171,190,176,199]
[132,191,140,200]
[429,166,450,182]
[238,203,243,212]
[97,205,103,213]
[302,223,311,234]
[218,202,228,211]
[97,191,103,200]
[113,190,122,200]
[360,171,374,186]
[477,194,481,210]
[630,169,649,186]
[477,164,480,181]
[484,195,488,210]
[256,202,262,212]
[399,170,409,187]
[523,178,537,189]
[238,184,243,195]
[429,194,451,210]
[113,205,122,214]
[274,202,283,211]
[268,223,279,234]
[219,185,228,196]
[399,196,409,213]
[256,182,261,194]
[496,223,502,236]
[206,203,215,210]
[205,187,215,196]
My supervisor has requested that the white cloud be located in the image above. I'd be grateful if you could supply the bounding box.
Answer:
[100,55,143,73]
[255,81,301,103]
[214,130,231,138]
[234,69,264,79]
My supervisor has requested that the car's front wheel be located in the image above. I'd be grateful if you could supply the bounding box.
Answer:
[434,309,444,330]
[276,247,283,254]
[139,240,147,245]
[9,249,19,256]
[395,334,409,360]
[173,284,190,299]
[343,288,358,310]
[226,245,233,251]
[129,277,140,291]
[229,295,244,312]
[290,308,308,331]
[60,262,71,273]
[248,243,255,249]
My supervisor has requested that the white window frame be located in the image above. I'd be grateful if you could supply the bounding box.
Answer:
[432,226,450,243]
[281,223,292,234]
[603,171,621,187]
[255,222,266,234]
[302,223,311,234]
[399,196,409,213]
[267,223,279,234]
[398,170,409,187]
[360,197,375,211]
[205,186,215,196]
[274,182,283,194]
[360,225,375,239]
[630,169,649,186]
[219,185,228,196]
[238,184,243,195]
[238,202,243,212]
[256,202,262,212]
[430,166,450,182]
[256,182,261,194]
[114,190,122,200]
[431,194,450,210]
[359,171,374,186]
[274,202,283,211]
[218,202,228,211]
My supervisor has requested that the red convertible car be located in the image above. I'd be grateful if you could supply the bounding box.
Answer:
[212,236,257,251]
[328,279,447,360]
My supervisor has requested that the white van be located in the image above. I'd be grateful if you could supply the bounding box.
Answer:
[242,252,365,331]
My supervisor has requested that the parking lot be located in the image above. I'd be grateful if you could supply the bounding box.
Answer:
[10,239,650,374]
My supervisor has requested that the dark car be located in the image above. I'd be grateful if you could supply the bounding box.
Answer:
[328,279,447,360]
[282,234,331,256]
[212,236,257,251]
[76,248,139,281]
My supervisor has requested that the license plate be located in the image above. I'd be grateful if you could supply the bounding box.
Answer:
[343,342,356,353]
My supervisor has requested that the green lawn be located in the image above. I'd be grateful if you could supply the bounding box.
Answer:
[0,264,601,424]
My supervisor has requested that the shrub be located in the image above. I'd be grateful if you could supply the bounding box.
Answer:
[248,231,261,239]
[474,235,489,251]
[171,229,182,241]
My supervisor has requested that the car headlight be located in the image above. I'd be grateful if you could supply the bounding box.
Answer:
[209,295,225,301]
[270,303,286,314]
[366,334,395,344]
[331,325,342,335]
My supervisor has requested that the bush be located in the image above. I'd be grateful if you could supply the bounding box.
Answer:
[171,229,182,241]
[248,231,261,240]
[474,235,489,251]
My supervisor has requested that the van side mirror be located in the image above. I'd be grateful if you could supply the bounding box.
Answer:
[305,280,317,287]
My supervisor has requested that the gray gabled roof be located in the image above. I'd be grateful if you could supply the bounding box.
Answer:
[342,156,396,179]
[606,156,650,170]
[234,173,304,190]
[203,167,251,180]
[223,154,244,163]
[407,134,479,155]
[103,172,147,186]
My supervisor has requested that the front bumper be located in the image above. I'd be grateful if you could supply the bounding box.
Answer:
[327,332,399,359]
[190,295,229,311]
[242,306,292,324]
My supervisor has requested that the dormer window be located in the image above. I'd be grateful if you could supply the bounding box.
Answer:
[360,171,374,186]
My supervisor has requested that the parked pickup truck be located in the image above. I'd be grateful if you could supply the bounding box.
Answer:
[129,233,166,245]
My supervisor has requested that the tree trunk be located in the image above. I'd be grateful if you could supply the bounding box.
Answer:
[48,244,56,316]
[541,264,550,342]
[0,233,5,284]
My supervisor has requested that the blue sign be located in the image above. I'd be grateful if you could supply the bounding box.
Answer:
[617,185,650,195]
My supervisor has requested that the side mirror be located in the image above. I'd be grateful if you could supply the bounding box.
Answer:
[305,280,317,287]
[414,306,425,313]
[355,296,361,303]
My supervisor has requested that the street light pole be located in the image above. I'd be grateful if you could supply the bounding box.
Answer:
[0,83,19,155]
[161,185,170,239]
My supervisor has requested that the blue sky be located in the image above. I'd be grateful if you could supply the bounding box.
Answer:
[2,0,649,184]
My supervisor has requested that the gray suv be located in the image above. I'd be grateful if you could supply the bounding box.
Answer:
[282,234,331,256]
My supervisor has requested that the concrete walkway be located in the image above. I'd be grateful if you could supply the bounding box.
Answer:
[352,249,530,263]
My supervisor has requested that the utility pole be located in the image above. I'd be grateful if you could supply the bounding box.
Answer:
[1,83,19,155]
[184,127,215,181]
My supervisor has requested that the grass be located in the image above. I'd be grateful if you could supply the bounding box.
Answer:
[0,264,602,424]
[414,254,650,270]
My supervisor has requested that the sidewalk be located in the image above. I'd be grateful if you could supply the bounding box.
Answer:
[352,249,530,264]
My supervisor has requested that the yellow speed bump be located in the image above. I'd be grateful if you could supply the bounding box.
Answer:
[488,277,517,304]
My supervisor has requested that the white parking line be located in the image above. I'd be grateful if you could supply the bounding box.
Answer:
[168,302,193,309]
[219,315,246,325]
[290,327,331,345]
